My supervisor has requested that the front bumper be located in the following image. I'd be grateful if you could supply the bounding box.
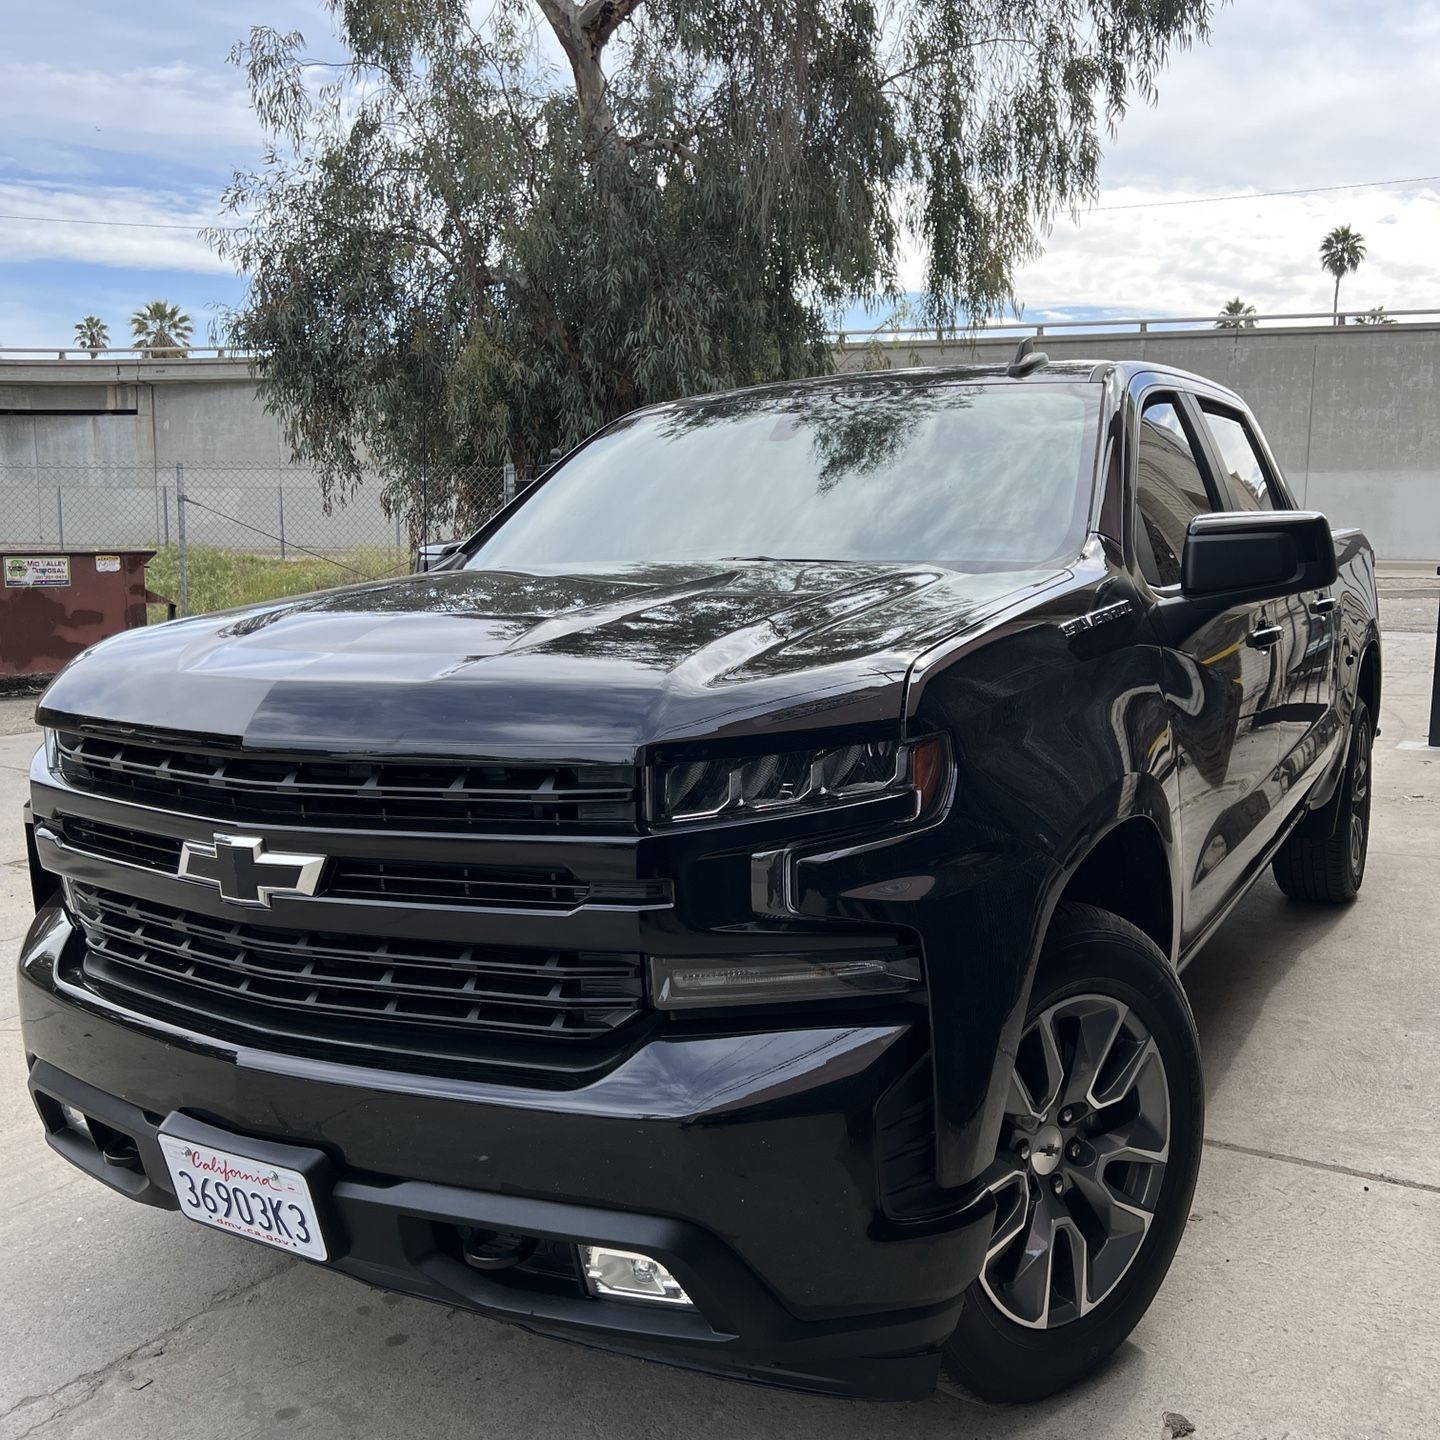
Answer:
[18,905,993,1399]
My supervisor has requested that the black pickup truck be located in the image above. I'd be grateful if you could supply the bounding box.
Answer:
[17,356,1379,1402]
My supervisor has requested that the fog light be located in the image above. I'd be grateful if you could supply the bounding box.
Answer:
[649,950,920,1010]
[580,1246,693,1306]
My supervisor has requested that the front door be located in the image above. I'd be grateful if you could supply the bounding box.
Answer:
[1132,391,1281,947]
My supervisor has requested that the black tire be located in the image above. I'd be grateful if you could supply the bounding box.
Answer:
[1272,700,1373,904]
[941,902,1204,1404]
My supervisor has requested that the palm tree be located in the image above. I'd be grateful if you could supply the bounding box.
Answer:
[1215,298,1257,330]
[73,315,109,357]
[1319,225,1366,323]
[130,300,193,358]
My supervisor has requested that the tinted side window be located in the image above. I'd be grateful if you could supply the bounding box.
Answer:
[1136,399,1213,587]
[1202,408,1275,511]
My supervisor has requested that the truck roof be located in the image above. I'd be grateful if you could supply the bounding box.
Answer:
[666,357,1246,410]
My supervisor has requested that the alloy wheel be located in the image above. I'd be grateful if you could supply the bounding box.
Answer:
[1349,720,1372,884]
[982,994,1170,1329]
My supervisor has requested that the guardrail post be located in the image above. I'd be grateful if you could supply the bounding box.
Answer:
[1430,565,1440,748]
[175,462,190,617]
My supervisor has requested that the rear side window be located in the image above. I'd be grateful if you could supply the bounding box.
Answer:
[1201,407,1276,511]
[1135,399,1214,588]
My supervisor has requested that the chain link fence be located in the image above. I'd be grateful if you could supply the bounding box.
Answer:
[1,463,511,618]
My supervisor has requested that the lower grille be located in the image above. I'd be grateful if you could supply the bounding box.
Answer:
[71,886,646,1063]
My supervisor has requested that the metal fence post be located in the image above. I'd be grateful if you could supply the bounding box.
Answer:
[1429,565,1440,749]
[162,485,171,546]
[56,487,65,549]
[175,463,190,617]
[503,462,516,506]
[278,486,287,561]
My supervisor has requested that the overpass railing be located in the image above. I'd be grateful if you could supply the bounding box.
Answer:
[832,307,1440,343]
[7,307,1440,361]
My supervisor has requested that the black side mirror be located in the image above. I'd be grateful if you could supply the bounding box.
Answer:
[414,539,462,573]
[1160,511,1337,639]
[1182,510,1337,601]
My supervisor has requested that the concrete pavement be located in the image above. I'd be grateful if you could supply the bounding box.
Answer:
[1,627,1437,1439]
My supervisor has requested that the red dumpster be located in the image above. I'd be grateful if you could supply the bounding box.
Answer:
[1,549,166,682]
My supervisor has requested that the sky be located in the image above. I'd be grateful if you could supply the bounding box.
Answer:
[1,0,1437,348]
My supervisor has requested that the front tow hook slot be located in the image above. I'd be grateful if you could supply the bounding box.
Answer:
[461,1229,538,1271]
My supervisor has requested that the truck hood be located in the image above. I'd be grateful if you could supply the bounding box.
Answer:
[39,561,1064,761]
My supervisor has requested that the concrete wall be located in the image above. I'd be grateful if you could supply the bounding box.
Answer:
[4,326,1439,559]
[0,358,293,474]
[837,322,1440,561]
[0,358,398,552]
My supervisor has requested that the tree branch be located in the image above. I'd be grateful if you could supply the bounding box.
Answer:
[881,35,1039,89]
[579,0,645,49]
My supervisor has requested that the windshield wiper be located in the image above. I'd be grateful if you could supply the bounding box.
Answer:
[718,554,857,564]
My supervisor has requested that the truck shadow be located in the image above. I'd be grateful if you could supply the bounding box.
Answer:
[1179,874,1351,1103]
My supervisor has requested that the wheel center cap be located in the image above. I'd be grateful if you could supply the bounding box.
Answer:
[1030,1123,1063,1177]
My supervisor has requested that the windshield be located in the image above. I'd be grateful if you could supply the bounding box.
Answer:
[465,381,1100,573]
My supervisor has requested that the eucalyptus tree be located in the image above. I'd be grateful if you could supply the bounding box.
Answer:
[1319,224,1366,323]
[213,0,1215,523]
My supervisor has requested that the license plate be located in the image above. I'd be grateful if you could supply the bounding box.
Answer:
[157,1132,329,1260]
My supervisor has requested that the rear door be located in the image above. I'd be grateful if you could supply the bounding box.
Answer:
[1130,386,1281,946]
[1194,400,1341,792]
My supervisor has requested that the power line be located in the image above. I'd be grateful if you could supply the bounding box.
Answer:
[0,171,1437,233]
[0,211,234,231]
[1094,173,1440,212]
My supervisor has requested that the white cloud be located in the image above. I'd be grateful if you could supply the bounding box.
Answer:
[892,0,1440,320]
[0,59,260,176]
[1014,184,1440,319]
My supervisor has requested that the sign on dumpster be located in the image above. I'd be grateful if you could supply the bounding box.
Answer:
[4,556,72,588]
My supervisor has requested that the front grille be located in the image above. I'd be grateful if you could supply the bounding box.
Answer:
[71,885,646,1061]
[51,815,621,912]
[56,728,639,832]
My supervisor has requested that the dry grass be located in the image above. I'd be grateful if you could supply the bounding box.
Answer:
[144,544,409,622]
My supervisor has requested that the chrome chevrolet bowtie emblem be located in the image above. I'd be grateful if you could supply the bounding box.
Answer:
[178,834,326,908]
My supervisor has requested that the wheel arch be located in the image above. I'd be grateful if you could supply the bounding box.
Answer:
[1356,637,1381,722]
[947,777,1179,1190]
[1051,813,1176,965]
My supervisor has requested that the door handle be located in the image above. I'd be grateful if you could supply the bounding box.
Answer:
[1310,595,1337,615]
[1247,625,1284,650]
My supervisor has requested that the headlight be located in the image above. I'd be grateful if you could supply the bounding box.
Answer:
[652,734,949,823]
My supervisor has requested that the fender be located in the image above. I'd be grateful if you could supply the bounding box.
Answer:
[950,775,1178,1191]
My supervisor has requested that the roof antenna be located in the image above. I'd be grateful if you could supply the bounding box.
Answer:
[1007,335,1049,377]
